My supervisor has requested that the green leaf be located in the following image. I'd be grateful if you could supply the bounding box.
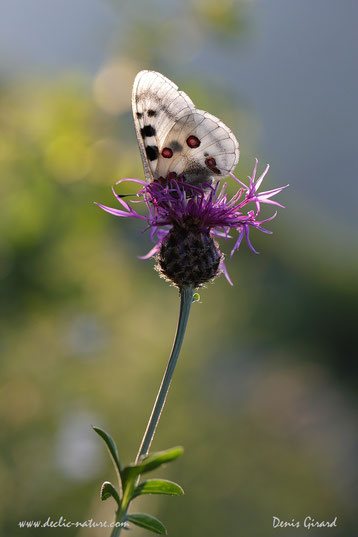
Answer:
[192,293,200,303]
[92,426,122,482]
[100,481,121,505]
[138,446,184,474]
[126,513,167,535]
[122,446,183,486]
[133,479,184,499]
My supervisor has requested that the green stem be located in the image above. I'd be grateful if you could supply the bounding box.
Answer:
[136,285,194,461]
[109,285,194,537]
[109,521,123,537]
[110,484,133,537]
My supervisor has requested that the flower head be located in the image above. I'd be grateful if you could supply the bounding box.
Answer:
[96,160,288,287]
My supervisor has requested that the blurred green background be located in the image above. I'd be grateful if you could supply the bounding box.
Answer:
[1,1,357,536]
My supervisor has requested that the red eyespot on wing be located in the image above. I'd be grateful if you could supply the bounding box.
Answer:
[161,147,173,158]
[186,136,201,148]
[205,157,221,175]
[205,157,216,168]
[167,171,177,180]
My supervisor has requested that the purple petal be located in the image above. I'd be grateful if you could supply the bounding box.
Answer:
[258,186,288,199]
[112,186,132,211]
[115,177,147,186]
[251,158,258,181]
[138,241,162,259]
[230,228,245,258]
[254,163,270,190]
[94,202,145,219]
[257,211,278,224]
[212,229,233,239]
[221,260,234,286]
[254,225,272,234]
[229,172,248,189]
[245,226,259,254]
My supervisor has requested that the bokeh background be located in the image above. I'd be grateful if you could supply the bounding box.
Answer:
[1,1,357,536]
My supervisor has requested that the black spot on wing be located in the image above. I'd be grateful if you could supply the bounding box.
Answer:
[145,145,159,161]
[161,105,176,120]
[136,112,143,119]
[139,92,177,119]
[170,141,183,152]
[141,125,156,137]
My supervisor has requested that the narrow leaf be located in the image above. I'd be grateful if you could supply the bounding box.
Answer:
[122,446,183,485]
[138,446,184,474]
[92,426,122,483]
[100,481,121,506]
[126,513,167,535]
[133,479,184,498]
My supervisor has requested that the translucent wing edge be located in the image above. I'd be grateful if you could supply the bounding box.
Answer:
[132,71,153,182]
[196,109,240,173]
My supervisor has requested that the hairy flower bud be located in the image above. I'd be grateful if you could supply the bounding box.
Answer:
[156,218,222,288]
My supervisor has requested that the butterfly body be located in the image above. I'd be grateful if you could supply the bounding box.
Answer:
[132,70,239,187]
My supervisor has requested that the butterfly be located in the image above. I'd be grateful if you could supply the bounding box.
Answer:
[132,70,239,187]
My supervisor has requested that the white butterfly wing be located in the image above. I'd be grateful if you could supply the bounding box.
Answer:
[132,70,239,185]
[132,70,194,181]
[155,110,239,183]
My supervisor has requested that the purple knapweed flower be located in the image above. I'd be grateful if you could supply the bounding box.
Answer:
[96,160,288,288]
